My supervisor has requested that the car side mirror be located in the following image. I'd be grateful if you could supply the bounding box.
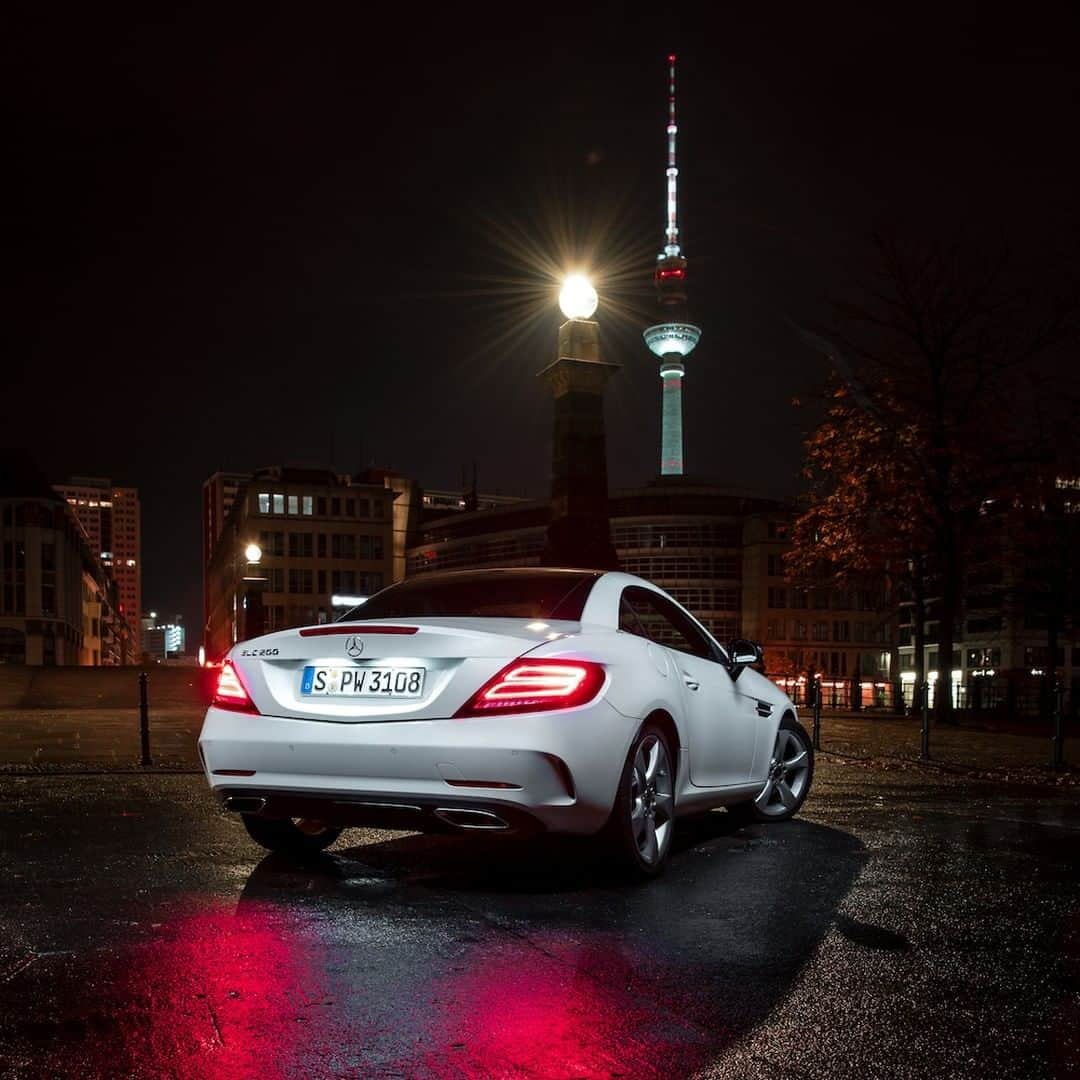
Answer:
[728,638,763,679]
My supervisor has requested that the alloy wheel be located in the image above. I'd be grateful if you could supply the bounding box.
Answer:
[630,734,674,865]
[754,727,811,817]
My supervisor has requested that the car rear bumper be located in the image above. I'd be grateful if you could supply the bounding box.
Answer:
[214,786,548,835]
[198,700,635,836]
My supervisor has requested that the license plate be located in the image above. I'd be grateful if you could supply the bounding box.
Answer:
[300,666,425,698]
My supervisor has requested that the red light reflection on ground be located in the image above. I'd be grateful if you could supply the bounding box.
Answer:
[13,902,716,1077]
[420,933,708,1078]
[88,902,323,1080]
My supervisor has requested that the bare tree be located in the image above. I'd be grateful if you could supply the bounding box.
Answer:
[790,235,1075,722]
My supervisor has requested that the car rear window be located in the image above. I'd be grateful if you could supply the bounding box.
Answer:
[341,571,600,621]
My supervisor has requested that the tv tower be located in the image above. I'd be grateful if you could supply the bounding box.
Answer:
[643,54,701,477]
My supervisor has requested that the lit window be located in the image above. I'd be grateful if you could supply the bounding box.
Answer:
[258,493,270,513]
[288,495,299,515]
[302,495,313,516]
[126,559,136,567]
[272,494,285,514]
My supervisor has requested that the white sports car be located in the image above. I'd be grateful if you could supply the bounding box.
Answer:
[199,568,813,876]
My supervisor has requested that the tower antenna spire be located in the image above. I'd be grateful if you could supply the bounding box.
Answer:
[665,53,680,256]
[643,53,702,478]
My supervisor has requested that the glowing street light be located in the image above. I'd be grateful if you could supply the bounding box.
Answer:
[244,542,262,563]
[558,273,598,320]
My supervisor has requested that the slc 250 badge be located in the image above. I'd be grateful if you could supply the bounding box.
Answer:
[239,647,280,657]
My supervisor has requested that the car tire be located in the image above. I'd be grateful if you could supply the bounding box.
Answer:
[604,723,676,878]
[240,813,342,857]
[729,714,814,824]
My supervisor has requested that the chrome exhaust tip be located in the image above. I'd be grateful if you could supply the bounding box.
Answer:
[433,807,510,831]
[223,796,267,814]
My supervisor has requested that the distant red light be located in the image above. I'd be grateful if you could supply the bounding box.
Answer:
[657,269,685,279]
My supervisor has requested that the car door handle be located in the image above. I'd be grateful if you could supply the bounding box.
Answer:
[683,676,700,691]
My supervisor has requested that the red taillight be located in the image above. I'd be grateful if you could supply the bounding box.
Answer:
[454,659,605,718]
[212,661,257,713]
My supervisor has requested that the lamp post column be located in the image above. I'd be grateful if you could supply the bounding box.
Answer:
[538,276,620,570]
[241,542,265,641]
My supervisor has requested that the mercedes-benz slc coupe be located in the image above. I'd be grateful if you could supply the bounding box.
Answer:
[199,569,814,877]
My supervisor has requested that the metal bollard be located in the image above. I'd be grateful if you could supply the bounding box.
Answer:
[812,688,822,750]
[920,681,930,760]
[139,671,152,767]
[1051,680,1065,770]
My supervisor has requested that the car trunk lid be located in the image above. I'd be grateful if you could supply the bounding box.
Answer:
[230,618,580,722]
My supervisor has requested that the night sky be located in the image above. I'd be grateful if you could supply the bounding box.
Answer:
[7,3,1079,645]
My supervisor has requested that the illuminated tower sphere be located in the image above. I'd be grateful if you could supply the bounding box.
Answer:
[643,54,701,477]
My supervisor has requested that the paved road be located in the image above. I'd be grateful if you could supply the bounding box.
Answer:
[0,762,1077,1079]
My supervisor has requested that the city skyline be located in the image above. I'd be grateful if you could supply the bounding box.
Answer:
[8,6,1079,643]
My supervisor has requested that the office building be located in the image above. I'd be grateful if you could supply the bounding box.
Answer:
[202,470,251,639]
[53,477,141,647]
[897,477,1079,712]
[203,466,398,660]
[2,455,134,665]
[141,611,186,660]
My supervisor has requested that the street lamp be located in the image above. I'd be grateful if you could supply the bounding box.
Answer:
[240,541,266,641]
[538,271,619,570]
[558,273,598,320]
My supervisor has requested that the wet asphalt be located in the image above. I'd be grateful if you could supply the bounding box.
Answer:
[0,763,1077,1079]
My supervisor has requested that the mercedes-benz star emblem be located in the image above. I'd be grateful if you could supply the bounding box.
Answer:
[344,635,364,659]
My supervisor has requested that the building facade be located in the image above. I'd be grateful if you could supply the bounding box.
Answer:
[201,470,251,640]
[407,498,549,577]
[80,570,105,666]
[741,514,894,708]
[420,490,527,514]
[54,477,141,647]
[203,466,398,660]
[141,612,186,660]
[0,494,85,665]
[897,482,1080,713]
[1,458,134,665]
